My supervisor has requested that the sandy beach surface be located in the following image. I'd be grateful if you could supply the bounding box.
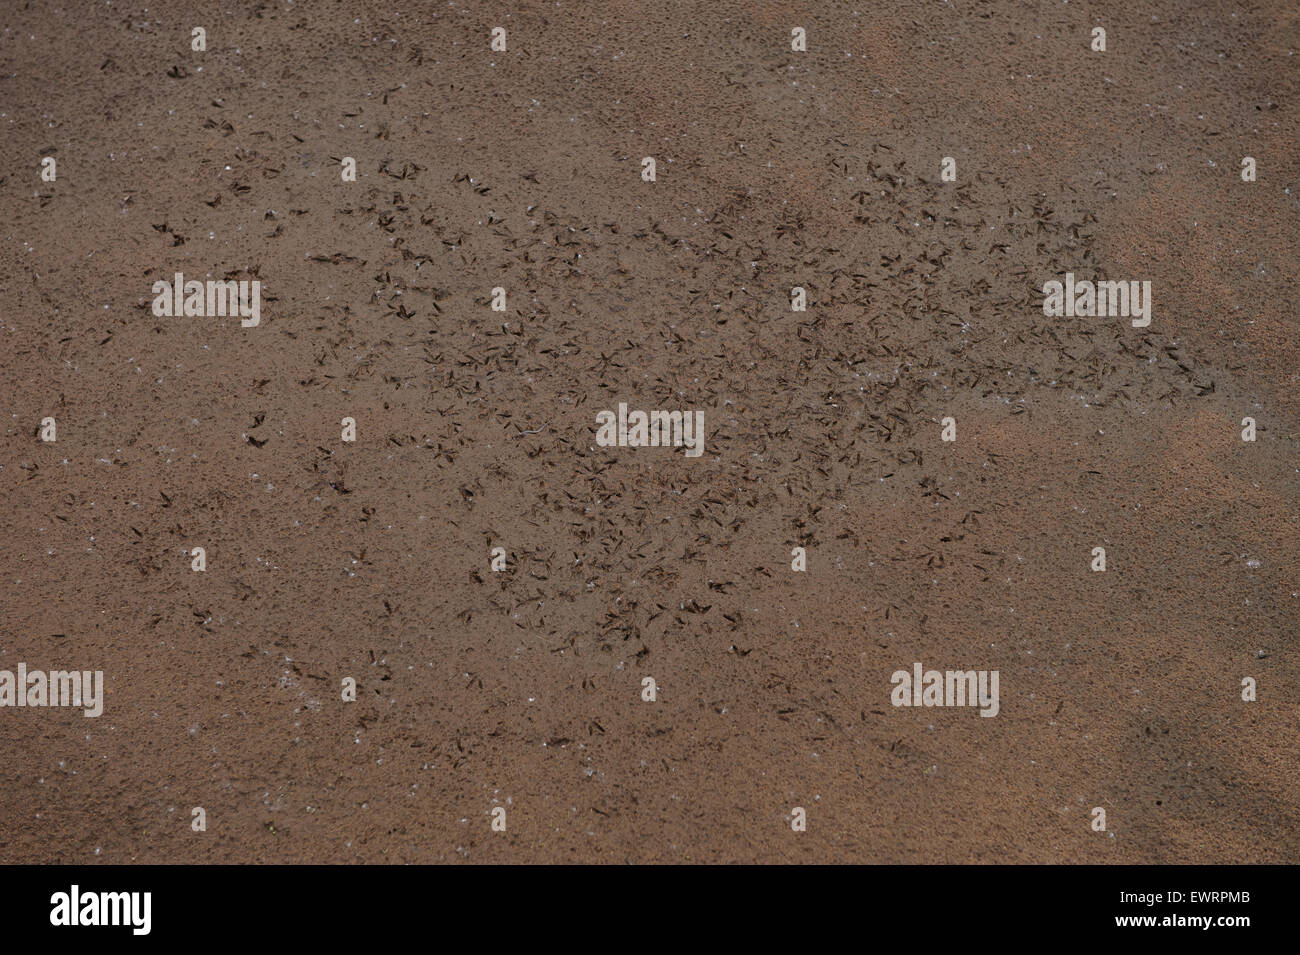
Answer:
[1,0,1296,863]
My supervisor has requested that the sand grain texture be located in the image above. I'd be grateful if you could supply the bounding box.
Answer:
[0,1,1297,863]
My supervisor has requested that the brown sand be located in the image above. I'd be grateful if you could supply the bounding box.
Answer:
[0,1,1297,863]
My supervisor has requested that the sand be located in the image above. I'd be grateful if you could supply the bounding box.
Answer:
[0,0,1297,863]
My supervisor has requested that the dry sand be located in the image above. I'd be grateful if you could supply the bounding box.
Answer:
[0,1,1297,863]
